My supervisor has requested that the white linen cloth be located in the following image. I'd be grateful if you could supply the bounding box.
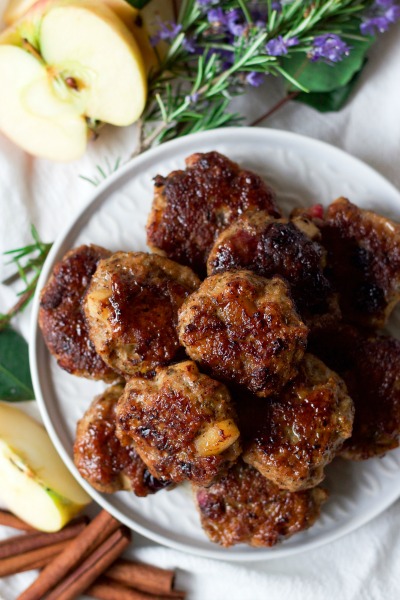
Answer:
[0,1,400,596]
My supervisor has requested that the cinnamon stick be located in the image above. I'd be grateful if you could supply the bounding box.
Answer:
[0,510,35,532]
[105,559,175,595]
[0,517,88,560]
[46,527,131,600]
[88,577,178,600]
[0,540,70,578]
[18,510,120,600]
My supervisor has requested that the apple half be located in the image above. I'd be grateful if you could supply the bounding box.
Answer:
[0,402,91,532]
[0,0,147,160]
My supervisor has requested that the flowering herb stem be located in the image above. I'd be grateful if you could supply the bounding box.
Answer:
[135,0,399,153]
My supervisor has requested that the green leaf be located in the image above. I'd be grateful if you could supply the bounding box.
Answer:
[293,58,367,112]
[123,0,152,8]
[0,328,34,401]
[281,35,375,94]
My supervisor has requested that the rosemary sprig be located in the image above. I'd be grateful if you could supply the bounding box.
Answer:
[137,0,376,152]
[79,156,122,186]
[0,226,52,332]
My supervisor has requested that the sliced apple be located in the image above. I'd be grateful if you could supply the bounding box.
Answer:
[39,0,147,126]
[0,0,147,160]
[0,402,91,532]
[0,45,88,161]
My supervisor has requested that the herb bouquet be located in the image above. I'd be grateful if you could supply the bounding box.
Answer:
[137,0,400,151]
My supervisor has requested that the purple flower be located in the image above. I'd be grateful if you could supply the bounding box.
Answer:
[207,8,227,25]
[360,0,400,36]
[197,0,217,6]
[271,1,282,10]
[246,71,265,87]
[150,21,182,46]
[387,5,400,20]
[226,8,246,36]
[360,16,390,34]
[266,35,299,56]
[183,36,197,53]
[185,92,200,104]
[311,34,350,63]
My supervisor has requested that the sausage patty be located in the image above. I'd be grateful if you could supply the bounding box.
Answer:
[74,384,170,496]
[310,325,400,460]
[147,151,280,276]
[241,354,354,490]
[116,361,241,486]
[39,244,116,381]
[84,252,200,377]
[320,197,400,328]
[178,271,308,397]
[194,460,328,547]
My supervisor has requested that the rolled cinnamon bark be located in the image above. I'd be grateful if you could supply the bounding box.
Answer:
[0,517,88,560]
[18,510,121,600]
[0,510,35,532]
[46,527,131,600]
[0,540,70,577]
[88,577,174,600]
[105,559,175,595]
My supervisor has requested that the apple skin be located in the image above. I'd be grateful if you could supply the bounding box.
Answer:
[0,402,91,532]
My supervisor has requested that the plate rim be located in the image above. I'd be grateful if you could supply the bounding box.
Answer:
[30,126,400,561]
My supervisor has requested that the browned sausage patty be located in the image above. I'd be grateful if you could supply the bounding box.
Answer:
[207,210,335,328]
[84,252,200,377]
[320,197,400,328]
[39,244,116,381]
[194,460,328,547]
[147,151,280,276]
[310,325,400,460]
[178,271,308,397]
[74,384,170,496]
[241,354,354,491]
[116,361,241,486]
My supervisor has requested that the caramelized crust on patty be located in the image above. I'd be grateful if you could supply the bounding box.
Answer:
[194,461,328,547]
[178,271,308,397]
[147,151,280,276]
[39,244,116,381]
[116,361,241,486]
[84,252,200,377]
[74,385,170,496]
[321,197,400,328]
[241,354,354,491]
[207,210,335,327]
[310,325,400,460]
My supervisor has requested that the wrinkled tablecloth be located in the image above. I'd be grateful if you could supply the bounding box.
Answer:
[1,2,400,597]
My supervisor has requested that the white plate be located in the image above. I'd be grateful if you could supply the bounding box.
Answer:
[30,128,400,561]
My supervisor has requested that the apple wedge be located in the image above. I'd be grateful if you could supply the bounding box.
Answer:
[39,0,147,126]
[0,45,88,161]
[0,402,90,532]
